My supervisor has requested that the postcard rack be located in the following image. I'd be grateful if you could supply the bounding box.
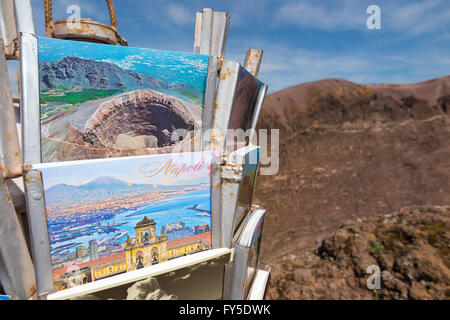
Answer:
[0,1,270,300]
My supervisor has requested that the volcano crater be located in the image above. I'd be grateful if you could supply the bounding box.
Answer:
[81,89,197,150]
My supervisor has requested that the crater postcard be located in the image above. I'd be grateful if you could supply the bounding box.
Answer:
[38,37,211,163]
[32,151,214,292]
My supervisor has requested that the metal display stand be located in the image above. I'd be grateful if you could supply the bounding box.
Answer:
[0,0,36,300]
[0,1,269,300]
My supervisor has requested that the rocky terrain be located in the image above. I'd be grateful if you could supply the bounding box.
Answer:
[266,205,449,300]
[254,76,450,299]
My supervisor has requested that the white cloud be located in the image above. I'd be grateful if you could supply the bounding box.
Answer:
[229,39,450,92]
[275,0,365,31]
[387,0,450,36]
[275,0,450,36]
[166,4,194,27]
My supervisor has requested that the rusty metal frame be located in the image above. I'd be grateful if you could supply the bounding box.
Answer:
[0,1,36,300]
[220,164,244,248]
[220,145,260,249]
[0,23,36,298]
[14,0,54,299]
[244,49,263,78]
[0,1,18,59]
[44,0,127,46]
[0,176,36,300]
[0,40,22,179]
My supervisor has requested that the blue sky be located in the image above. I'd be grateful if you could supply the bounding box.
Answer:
[8,0,450,93]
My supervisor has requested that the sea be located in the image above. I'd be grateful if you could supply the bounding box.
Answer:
[49,188,211,262]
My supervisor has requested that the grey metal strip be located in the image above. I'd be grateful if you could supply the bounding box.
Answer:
[193,12,202,54]
[0,39,22,178]
[17,32,41,165]
[15,0,40,164]
[210,158,222,249]
[201,56,218,132]
[249,84,268,142]
[211,12,230,59]
[220,164,243,248]
[14,0,54,299]
[23,169,54,298]
[199,8,213,55]
[13,0,35,34]
[211,60,240,153]
[0,176,36,300]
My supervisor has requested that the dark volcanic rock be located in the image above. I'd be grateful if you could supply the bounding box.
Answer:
[266,206,450,300]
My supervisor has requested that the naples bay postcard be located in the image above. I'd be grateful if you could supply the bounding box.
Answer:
[38,37,211,162]
[33,151,214,292]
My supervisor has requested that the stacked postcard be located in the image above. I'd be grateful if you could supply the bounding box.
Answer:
[224,207,267,300]
[38,37,217,162]
[33,151,217,293]
[29,37,238,299]
[26,26,269,298]
[215,144,269,299]
[210,60,268,153]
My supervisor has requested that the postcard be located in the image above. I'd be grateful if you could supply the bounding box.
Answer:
[235,146,260,221]
[228,66,264,132]
[38,37,211,162]
[32,151,214,292]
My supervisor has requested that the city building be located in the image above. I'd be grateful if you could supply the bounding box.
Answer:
[75,246,87,259]
[53,217,211,289]
[89,240,99,261]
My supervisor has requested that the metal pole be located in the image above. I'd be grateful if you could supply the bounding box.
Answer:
[211,159,222,249]
[22,169,54,299]
[0,1,18,59]
[199,8,213,55]
[195,9,230,62]
[14,0,41,164]
[0,40,22,179]
[244,49,263,77]
[210,12,230,60]
[194,12,202,54]
[0,176,36,300]
[14,0,54,299]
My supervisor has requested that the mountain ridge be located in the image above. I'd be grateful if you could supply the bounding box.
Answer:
[259,76,449,134]
[39,56,170,91]
[44,175,205,206]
